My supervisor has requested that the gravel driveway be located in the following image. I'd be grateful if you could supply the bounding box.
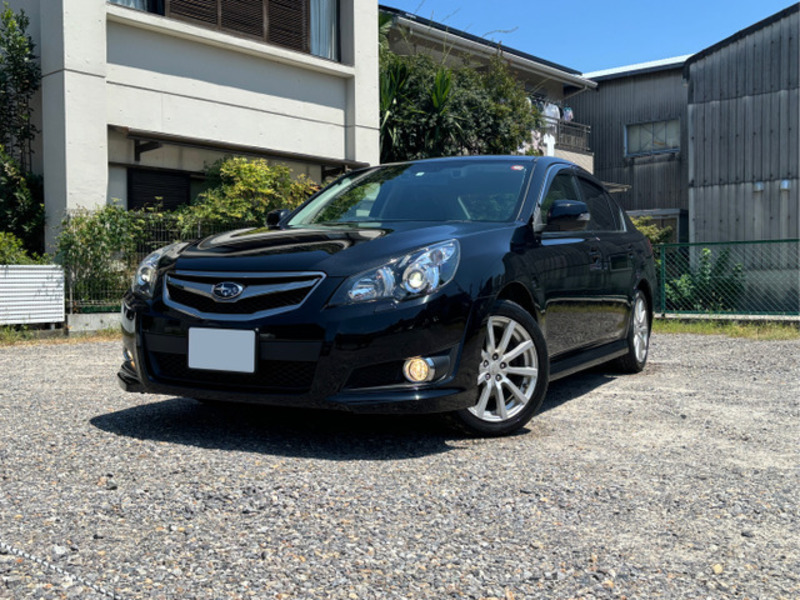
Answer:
[0,333,798,599]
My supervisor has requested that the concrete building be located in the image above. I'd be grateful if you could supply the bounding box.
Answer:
[9,0,379,248]
[684,3,798,244]
[570,56,691,241]
[572,4,798,244]
[379,5,597,173]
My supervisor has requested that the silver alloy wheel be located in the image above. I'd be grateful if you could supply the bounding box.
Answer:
[633,294,649,363]
[470,315,538,422]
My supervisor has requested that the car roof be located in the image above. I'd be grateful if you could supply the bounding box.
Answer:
[377,155,591,178]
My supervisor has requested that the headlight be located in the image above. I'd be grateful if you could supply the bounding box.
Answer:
[331,240,460,305]
[132,242,185,298]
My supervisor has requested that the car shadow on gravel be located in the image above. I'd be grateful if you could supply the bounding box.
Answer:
[539,368,619,413]
[91,369,618,459]
[90,398,459,460]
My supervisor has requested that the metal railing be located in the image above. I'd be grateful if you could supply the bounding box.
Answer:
[655,239,800,316]
[544,117,591,153]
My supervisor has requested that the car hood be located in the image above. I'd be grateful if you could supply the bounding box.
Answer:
[173,222,511,276]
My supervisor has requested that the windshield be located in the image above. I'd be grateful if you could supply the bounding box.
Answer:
[288,160,531,226]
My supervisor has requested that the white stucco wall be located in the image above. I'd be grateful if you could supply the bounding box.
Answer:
[11,0,379,250]
[105,12,353,161]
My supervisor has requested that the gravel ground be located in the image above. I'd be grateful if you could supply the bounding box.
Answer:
[0,334,798,600]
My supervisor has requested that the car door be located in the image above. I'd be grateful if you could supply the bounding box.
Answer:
[574,175,631,344]
[528,167,607,358]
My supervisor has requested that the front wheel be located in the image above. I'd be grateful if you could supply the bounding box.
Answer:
[449,300,549,437]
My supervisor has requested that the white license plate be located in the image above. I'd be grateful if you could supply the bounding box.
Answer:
[188,328,256,373]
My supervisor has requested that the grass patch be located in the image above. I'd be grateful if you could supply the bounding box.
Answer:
[654,319,800,341]
[0,325,120,347]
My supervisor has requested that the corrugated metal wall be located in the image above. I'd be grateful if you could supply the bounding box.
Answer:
[688,7,799,243]
[569,69,688,212]
[0,266,65,326]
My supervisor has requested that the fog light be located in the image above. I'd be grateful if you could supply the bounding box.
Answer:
[123,348,135,369]
[403,357,435,383]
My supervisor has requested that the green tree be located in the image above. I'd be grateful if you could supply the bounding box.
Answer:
[0,2,41,171]
[379,49,540,163]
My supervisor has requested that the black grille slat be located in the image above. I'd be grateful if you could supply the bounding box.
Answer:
[151,352,315,392]
[345,362,406,389]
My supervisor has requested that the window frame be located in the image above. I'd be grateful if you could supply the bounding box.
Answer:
[110,0,340,61]
[575,175,622,233]
[624,118,680,157]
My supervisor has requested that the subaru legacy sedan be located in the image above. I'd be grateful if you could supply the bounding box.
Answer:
[119,156,656,436]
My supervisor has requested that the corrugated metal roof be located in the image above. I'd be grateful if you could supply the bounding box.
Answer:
[583,56,692,81]
[684,3,799,74]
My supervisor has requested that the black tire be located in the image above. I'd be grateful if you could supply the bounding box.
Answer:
[613,289,650,373]
[448,300,549,437]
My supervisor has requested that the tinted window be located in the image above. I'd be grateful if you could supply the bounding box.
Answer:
[289,161,531,225]
[577,178,619,231]
[603,191,625,231]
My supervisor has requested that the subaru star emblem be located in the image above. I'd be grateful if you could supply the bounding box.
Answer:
[212,281,244,300]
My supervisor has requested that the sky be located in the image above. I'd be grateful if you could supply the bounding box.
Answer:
[381,0,796,73]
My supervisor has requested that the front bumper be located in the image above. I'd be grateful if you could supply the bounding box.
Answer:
[119,286,485,414]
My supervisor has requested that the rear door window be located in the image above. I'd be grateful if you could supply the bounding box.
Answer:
[576,177,620,232]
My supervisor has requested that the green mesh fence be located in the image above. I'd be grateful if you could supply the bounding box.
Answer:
[656,240,800,316]
[63,215,256,313]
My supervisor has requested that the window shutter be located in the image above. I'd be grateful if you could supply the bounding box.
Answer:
[221,0,265,39]
[128,169,191,212]
[168,0,218,26]
[268,0,308,52]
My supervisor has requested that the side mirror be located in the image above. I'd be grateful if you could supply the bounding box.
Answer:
[266,209,290,229]
[544,199,590,232]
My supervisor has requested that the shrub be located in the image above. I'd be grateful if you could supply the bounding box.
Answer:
[0,230,43,264]
[175,157,319,234]
[56,206,151,309]
[56,159,320,310]
[0,145,44,254]
[665,247,744,312]
[630,216,673,247]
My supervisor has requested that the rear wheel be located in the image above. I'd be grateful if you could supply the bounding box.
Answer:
[450,300,548,437]
[613,290,650,373]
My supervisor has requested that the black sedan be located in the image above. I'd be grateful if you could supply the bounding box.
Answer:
[119,156,656,436]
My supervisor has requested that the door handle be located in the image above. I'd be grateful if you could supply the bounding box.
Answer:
[589,248,604,270]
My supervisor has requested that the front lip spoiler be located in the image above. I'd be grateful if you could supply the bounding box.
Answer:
[117,364,144,393]
[116,365,475,414]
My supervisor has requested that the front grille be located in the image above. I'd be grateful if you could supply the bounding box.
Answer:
[150,351,316,392]
[167,285,308,315]
[163,270,324,320]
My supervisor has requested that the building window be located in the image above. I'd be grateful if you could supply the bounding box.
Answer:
[625,119,679,156]
[110,0,164,12]
[127,169,191,211]
[110,0,340,61]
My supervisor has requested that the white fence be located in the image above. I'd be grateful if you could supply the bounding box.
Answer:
[0,265,65,326]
